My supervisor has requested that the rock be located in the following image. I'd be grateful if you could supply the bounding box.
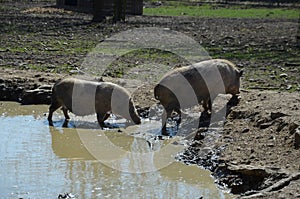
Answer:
[260,122,273,129]
[294,129,300,149]
[285,62,299,67]
[194,131,205,140]
[0,83,23,101]
[276,121,288,132]
[267,143,275,147]
[270,112,287,120]
[241,128,250,133]
[21,85,52,105]
[286,85,292,90]
[242,172,300,198]
[224,164,271,194]
[279,73,288,78]
[289,123,299,134]
[37,84,52,90]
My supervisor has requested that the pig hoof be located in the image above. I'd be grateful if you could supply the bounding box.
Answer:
[63,120,69,127]
[48,120,54,126]
[162,130,169,136]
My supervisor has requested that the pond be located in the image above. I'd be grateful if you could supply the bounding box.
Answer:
[0,101,232,198]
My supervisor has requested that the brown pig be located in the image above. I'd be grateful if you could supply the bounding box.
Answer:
[154,59,243,134]
[48,78,141,127]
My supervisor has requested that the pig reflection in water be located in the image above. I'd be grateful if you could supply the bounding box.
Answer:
[47,78,141,128]
[48,127,230,199]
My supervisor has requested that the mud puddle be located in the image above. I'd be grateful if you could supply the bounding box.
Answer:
[0,101,233,198]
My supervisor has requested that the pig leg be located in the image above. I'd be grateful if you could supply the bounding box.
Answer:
[202,98,212,113]
[48,100,62,125]
[97,113,110,128]
[202,100,208,112]
[62,106,70,120]
[162,109,172,135]
[174,108,182,129]
[102,113,110,122]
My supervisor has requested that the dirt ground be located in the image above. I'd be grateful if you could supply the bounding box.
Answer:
[0,1,299,198]
[177,89,300,198]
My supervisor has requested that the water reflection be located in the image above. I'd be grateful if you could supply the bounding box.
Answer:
[0,102,232,199]
[50,126,95,160]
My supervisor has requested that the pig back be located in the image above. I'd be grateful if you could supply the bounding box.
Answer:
[155,65,210,109]
[192,59,241,96]
[155,59,242,109]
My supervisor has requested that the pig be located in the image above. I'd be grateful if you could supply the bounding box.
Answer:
[48,78,141,127]
[154,59,243,134]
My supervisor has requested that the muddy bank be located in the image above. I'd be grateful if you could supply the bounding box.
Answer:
[177,90,300,198]
[0,67,63,104]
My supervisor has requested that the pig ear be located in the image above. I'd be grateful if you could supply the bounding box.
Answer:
[239,69,244,77]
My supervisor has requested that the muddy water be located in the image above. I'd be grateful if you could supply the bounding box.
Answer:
[0,102,232,199]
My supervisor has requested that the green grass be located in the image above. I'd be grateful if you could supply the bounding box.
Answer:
[144,4,300,19]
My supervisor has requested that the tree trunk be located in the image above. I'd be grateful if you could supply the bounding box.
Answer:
[92,0,105,22]
[113,0,126,23]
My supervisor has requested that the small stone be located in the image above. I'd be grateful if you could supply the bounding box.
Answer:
[267,143,275,147]
[231,161,238,165]
[194,132,205,140]
[270,112,287,120]
[260,122,273,129]
[289,123,299,134]
[286,85,292,90]
[260,67,267,71]
[69,69,79,75]
[241,128,250,133]
[285,62,298,67]
[279,73,288,78]
[294,129,300,149]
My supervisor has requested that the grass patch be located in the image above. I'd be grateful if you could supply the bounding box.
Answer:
[207,45,300,92]
[102,48,189,77]
[144,4,300,19]
[16,63,76,73]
